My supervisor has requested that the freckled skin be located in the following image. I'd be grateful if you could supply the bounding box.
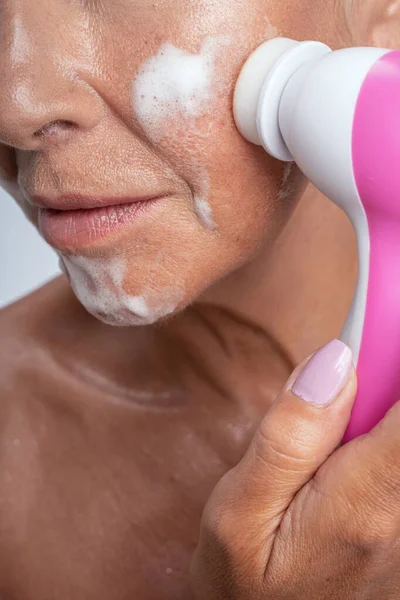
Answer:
[0,0,360,598]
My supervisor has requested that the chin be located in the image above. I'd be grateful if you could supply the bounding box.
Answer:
[80,292,183,328]
[60,253,185,327]
[84,303,180,328]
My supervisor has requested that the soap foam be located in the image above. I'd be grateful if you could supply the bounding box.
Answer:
[192,171,215,230]
[265,24,279,39]
[194,196,215,230]
[132,37,229,231]
[277,162,295,202]
[61,254,181,327]
[132,35,231,143]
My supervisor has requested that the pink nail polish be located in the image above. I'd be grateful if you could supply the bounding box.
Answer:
[292,340,353,406]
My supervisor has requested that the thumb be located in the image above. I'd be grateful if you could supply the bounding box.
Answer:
[192,341,357,597]
[210,340,357,539]
[238,339,356,520]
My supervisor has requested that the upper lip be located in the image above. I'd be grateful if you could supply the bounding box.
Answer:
[30,194,165,211]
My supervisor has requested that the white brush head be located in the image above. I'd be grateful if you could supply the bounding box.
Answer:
[233,38,298,146]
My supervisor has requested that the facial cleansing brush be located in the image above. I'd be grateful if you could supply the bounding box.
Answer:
[234,38,400,443]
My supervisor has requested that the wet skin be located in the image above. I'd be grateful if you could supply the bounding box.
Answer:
[0,0,371,597]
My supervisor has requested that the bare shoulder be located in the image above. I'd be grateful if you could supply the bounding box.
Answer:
[0,275,65,365]
[0,276,77,410]
[0,278,74,505]
[0,278,200,599]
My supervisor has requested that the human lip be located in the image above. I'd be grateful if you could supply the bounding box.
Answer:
[37,196,166,250]
[30,193,164,211]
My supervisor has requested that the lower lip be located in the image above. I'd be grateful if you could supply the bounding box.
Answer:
[38,199,161,249]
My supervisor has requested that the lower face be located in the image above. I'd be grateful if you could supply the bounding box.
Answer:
[4,0,335,326]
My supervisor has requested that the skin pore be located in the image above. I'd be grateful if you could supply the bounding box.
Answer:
[1,0,393,597]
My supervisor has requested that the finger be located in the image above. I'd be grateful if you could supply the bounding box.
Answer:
[192,340,356,595]
[326,398,400,544]
[232,339,356,521]
[197,340,356,562]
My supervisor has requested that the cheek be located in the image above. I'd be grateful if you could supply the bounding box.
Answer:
[131,35,233,230]
[132,37,229,145]
[130,32,286,238]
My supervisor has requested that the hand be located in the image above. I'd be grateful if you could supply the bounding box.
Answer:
[191,339,400,599]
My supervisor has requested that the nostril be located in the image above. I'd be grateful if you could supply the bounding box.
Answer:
[33,120,76,138]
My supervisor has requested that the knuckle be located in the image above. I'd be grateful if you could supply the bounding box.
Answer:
[338,451,400,554]
[190,539,237,600]
[352,518,398,553]
[195,484,258,600]
[201,499,234,548]
[340,493,399,556]
[200,474,241,549]
[256,415,318,472]
[199,471,265,578]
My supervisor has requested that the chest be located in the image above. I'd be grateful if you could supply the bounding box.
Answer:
[0,396,246,600]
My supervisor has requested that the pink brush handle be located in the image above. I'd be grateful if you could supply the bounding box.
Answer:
[343,50,400,442]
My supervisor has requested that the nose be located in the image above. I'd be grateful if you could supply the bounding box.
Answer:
[0,4,104,150]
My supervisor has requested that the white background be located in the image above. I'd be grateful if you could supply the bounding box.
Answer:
[0,188,60,308]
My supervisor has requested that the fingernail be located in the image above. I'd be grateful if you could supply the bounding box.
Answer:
[292,340,353,406]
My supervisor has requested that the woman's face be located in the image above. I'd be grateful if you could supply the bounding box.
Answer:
[0,0,343,325]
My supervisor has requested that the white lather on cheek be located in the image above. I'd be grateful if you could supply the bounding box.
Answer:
[132,36,231,231]
[265,24,279,39]
[194,197,215,230]
[277,162,296,202]
[132,36,230,143]
[61,254,182,327]
[192,171,216,230]
[133,44,209,143]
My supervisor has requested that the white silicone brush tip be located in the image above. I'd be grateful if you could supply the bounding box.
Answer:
[258,40,331,160]
[233,38,298,145]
